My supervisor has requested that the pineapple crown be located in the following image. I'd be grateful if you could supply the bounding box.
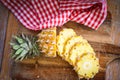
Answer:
[10,33,40,61]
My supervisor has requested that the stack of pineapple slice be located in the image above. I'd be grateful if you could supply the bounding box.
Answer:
[37,27,56,57]
[56,28,99,79]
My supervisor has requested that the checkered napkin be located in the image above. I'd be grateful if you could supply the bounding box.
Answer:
[1,0,107,30]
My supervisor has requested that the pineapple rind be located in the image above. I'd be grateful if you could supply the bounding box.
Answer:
[38,27,56,57]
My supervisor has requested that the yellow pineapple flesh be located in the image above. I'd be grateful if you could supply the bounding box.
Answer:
[56,28,76,57]
[63,36,88,62]
[69,42,95,66]
[75,54,99,79]
[37,27,56,57]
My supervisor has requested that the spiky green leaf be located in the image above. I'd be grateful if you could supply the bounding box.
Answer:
[13,36,24,44]
[10,34,40,61]
[12,45,20,50]
[10,42,15,46]
[21,33,26,39]
[11,53,18,59]
[26,36,32,49]
[15,49,28,61]
[14,48,24,55]
[20,43,29,51]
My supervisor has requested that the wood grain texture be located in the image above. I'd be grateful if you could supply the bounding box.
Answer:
[0,0,120,80]
[10,41,120,80]
[0,2,9,72]
[0,13,19,80]
[107,0,120,46]
[1,13,120,80]
[105,58,120,80]
[0,13,40,80]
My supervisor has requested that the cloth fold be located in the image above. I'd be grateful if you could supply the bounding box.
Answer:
[1,0,107,30]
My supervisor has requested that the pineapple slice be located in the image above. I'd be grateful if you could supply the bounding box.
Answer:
[63,36,87,61]
[69,42,95,66]
[75,54,99,79]
[56,28,76,57]
[37,27,56,57]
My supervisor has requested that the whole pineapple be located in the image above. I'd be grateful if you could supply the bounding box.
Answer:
[37,27,56,57]
[10,34,39,61]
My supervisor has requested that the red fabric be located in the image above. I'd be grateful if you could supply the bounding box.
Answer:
[1,0,107,30]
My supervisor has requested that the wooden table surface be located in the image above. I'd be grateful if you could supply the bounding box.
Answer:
[0,0,120,80]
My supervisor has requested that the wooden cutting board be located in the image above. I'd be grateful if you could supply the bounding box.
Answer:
[0,0,120,80]
[10,41,120,80]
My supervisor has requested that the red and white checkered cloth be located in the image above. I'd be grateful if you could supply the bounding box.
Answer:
[1,0,107,30]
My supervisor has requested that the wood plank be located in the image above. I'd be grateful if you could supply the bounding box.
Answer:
[11,63,78,80]
[0,12,40,80]
[0,0,120,80]
[90,41,120,55]
[107,0,120,46]
[11,42,120,80]
[0,2,9,72]
[1,14,120,80]
[0,13,20,79]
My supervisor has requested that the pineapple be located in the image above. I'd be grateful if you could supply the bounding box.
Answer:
[56,28,76,57]
[37,27,56,57]
[75,54,99,79]
[69,42,95,66]
[63,36,88,61]
[56,28,99,79]
[10,34,39,61]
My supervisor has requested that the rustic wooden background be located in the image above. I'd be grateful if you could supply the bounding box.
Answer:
[0,0,120,80]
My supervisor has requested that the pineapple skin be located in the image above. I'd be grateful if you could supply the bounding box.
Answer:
[56,28,76,57]
[37,27,56,57]
[75,54,99,79]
